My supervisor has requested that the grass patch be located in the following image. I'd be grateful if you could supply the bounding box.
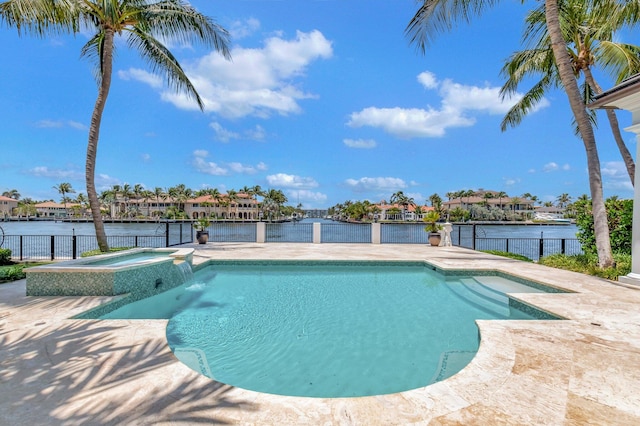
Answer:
[80,247,133,257]
[481,250,533,262]
[538,253,631,280]
[0,262,50,283]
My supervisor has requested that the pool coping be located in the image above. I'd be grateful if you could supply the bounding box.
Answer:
[2,243,640,424]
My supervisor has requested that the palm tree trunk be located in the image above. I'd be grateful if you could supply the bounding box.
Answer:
[583,67,635,185]
[545,0,613,267]
[86,29,115,252]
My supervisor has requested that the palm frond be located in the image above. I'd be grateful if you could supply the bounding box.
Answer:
[127,27,204,109]
[405,0,499,52]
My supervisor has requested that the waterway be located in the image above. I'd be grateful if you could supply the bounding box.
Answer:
[0,218,578,238]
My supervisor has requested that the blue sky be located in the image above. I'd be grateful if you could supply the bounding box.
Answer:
[1,0,638,209]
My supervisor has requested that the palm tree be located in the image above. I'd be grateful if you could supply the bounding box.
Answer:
[2,189,20,200]
[556,193,572,209]
[153,187,166,219]
[53,182,75,217]
[406,0,613,267]
[1,0,231,251]
[500,0,640,184]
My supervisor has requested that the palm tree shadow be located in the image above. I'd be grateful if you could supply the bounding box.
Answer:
[0,318,257,424]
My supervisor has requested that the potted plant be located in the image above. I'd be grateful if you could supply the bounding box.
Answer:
[193,217,211,244]
[423,210,443,246]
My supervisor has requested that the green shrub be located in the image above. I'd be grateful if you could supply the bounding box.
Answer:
[573,197,632,256]
[481,250,533,262]
[0,248,12,266]
[539,253,631,280]
[80,247,133,257]
[0,264,25,282]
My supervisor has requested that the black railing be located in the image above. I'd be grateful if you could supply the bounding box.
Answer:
[321,223,371,243]
[2,222,192,261]
[1,221,581,262]
[208,223,257,242]
[381,223,427,244]
[266,222,313,243]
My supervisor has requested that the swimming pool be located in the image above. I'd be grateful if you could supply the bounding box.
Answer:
[91,260,563,398]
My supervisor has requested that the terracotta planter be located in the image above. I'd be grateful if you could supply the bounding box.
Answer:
[196,230,209,244]
[428,232,441,247]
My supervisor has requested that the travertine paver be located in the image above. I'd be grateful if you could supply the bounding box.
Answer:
[1,243,639,425]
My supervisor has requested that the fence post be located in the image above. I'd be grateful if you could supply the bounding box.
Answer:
[135,236,139,247]
[165,222,170,247]
[179,223,183,245]
[457,225,461,246]
[19,235,23,261]
[50,235,55,261]
[539,238,544,260]
[371,223,381,244]
[72,235,77,259]
[561,238,566,255]
[472,224,476,250]
[506,239,509,253]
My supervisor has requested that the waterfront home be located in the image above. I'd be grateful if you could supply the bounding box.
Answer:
[108,192,261,220]
[443,192,535,217]
[0,195,18,219]
[35,201,82,219]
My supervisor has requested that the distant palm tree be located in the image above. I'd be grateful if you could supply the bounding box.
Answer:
[53,182,75,217]
[2,189,20,200]
[556,193,572,209]
[1,0,231,251]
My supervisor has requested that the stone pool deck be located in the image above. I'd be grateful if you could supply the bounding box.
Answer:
[1,243,640,425]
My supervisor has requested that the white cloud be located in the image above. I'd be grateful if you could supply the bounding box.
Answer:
[344,177,406,192]
[210,122,240,143]
[141,153,151,162]
[287,189,328,204]
[417,71,438,89]
[229,18,261,40]
[602,161,633,192]
[562,164,571,171]
[125,30,333,119]
[210,122,267,142]
[35,119,86,130]
[191,150,266,176]
[95,174,122,189]
[28,166,83,180]
[118,68,163,88]
[266,173,318,188]
[504,177,520,186]
[543,162,559,172]
[348,71,550,139]
[343,138,377,149]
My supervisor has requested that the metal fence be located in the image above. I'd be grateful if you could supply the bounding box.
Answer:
[381,223,427,244]
[0,221,582,262]
[321,223,371,243]
[1,222,192,261]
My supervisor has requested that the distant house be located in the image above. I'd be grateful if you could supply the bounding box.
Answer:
[35,201,81,218]
[373,202,433,221]
[443,191,535,216]
[0,195,18,218]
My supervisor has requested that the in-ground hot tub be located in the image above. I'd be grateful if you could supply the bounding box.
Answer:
[26,248,194,297]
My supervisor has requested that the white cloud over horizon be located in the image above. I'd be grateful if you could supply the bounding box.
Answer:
[192,150,267,176]
[266,173,319,188]
[347,70,550,139]
[344,177,407,193]
[121,29,333,119]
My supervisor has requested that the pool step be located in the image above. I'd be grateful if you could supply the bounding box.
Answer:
[472,276,546,294]
[446,280,510,318]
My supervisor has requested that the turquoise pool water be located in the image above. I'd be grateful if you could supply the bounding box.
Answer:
[99,261,559,398]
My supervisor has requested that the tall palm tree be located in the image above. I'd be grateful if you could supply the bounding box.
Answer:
[406,0,614,267]
[500,0,640,184]
[53,182,75,217]
[556,193,572,209]
[1,0,231,251]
